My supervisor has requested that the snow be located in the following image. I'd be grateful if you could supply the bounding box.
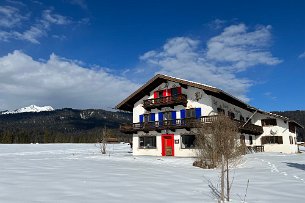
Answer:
[1,144,305,202]
[2,105,54,114]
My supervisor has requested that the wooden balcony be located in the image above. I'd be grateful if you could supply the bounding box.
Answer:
[143,94,187,110]
[235,120,264,135]
[120,116,263,135]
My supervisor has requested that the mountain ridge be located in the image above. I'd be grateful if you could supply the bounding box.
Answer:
[1,105,54,114]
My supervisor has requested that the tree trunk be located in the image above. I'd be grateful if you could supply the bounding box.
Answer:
[226,158,230,201]
[221,154,225,202]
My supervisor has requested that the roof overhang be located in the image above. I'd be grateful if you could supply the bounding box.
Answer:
[116,74,256,112]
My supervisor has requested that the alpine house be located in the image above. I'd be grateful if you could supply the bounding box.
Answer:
[116,74,303,156]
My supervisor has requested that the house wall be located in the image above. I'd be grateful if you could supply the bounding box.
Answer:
[133,129,198,157]
[133,81,214,122]
[253,114,298,153]
[130,80,298,155]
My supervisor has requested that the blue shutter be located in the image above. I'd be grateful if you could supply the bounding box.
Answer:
[180,109,186,119]
[180,109,186,126]
[149,113,155,128]
[139,115,144,123]
[150,113,155,121]
[158,112,163,126]
[171,111,176,125]
[195,108,201,119]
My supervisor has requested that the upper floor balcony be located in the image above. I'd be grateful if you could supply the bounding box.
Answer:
[120,116,263,135]
[143,94,187,110]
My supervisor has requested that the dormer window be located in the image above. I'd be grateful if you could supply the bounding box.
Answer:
[261,118,277,126]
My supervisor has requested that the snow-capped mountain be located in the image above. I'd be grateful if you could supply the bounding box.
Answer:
[2,105,54,114]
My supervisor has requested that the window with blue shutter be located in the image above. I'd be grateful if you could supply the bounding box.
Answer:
[180,109,186,125]
[195,108,201,119]
[149,113,155,128]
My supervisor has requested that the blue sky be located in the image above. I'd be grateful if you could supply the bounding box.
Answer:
[0,0,304,111]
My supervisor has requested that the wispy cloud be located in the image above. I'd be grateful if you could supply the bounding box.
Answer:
[140,23,281,102]
[68,0,88,10]
[0,4,81,44]
[299,51,305,59]
[0,5,28,28]
[208,19,226,30]
[0,50,139,110]
[42,9,71,25]
[264,92,277,100]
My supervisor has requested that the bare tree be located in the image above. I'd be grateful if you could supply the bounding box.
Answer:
[194,114,245,202]
[96,126,111,154]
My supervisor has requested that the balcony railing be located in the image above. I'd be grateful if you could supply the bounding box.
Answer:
[143,94,187,110]
[120,116,263,135]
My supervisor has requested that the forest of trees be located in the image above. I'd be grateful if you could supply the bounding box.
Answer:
[0,108,132,144]
[0,108,304,143]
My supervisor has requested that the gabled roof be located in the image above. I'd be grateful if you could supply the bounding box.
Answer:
[116,74,255,112]
[115,74,304,129]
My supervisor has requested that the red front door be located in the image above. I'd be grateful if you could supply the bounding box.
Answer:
[162,134,174,156]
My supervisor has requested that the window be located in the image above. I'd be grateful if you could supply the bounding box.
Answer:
[261,136,283,144]
[217,108,225,115]
[171,87,178,96]
[154,90,165,98]
[163,111,172,120]
[139,136,156,148]
[249,135,253,145]
[289,136,293,144]
[240,115,245,122]
[289,123,296,133]
[228,111,235,119]
[143,113,155,123]
[240,135,245,145]
[261,118,277,126]
[144,114,149,122]
[186,108,196,118]
[186,108,201,119]
[181,135,196,149]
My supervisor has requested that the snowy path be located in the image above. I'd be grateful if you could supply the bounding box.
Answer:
[1,144,305,203]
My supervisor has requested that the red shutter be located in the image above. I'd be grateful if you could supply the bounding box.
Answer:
[167,89,171,96]
[163,90,167,97]
[154,91,158,98]
[178,87,182,94]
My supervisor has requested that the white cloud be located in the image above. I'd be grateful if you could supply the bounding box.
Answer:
[0,51,139,110]
[0,6,77,44]
[207,24,281,71]
[42,9,71,25]
[0,5,27,28]
[264,92,277,100]
[208,19,226,30]
[140,24,281,102]
[299,51,305,58]
[69,0,88,10]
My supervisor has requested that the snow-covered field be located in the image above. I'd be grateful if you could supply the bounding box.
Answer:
[1,144,305,203]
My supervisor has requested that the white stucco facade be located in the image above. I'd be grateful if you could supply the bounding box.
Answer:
[118,75,301,156]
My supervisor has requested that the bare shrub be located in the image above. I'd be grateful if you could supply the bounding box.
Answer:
[96,126,111,154]
[195,114,245,202]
